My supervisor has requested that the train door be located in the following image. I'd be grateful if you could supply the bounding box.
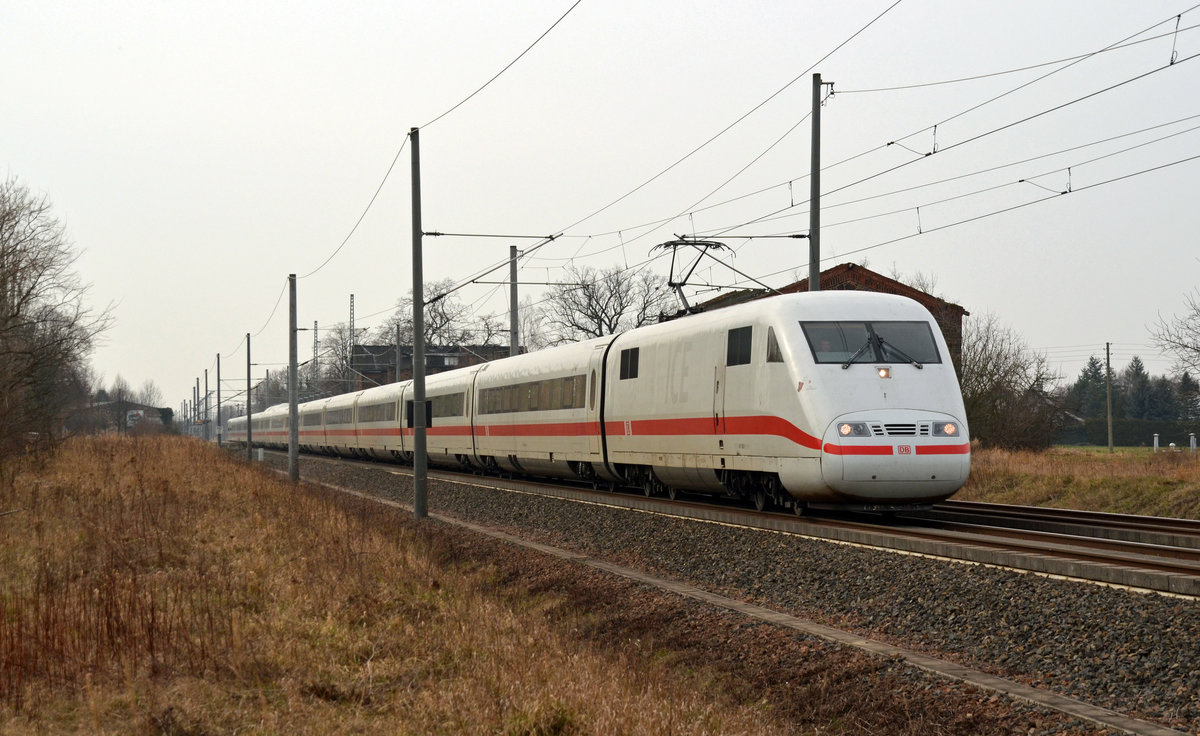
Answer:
[467,366,484,464]
[713,360,726,435]
[587,344,607,457]
[397,384,409,456]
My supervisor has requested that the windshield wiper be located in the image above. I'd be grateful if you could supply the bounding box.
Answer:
[879,338,923,369]
[841,339,875,369]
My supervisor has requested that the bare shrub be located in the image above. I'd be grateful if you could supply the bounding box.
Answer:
[960,313,1064,449]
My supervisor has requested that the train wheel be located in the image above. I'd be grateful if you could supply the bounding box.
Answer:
[643,478,654,497]
[667,485,677,501]
[753,488,768,512]
[792,501,807,517]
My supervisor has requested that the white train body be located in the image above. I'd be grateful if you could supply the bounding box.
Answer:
[227,291,970,509]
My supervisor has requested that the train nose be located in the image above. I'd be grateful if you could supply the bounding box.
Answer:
[820,411,970,501]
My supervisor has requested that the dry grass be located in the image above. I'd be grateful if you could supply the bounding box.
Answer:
[0,436,786,735]
[958,445,1200,518]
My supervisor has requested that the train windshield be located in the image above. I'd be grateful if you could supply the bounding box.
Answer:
[801,321,941,365]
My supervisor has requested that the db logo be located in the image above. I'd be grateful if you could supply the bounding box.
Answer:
[897,445,912,455]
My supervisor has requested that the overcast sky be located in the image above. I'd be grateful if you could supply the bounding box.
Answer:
[5,0,1199,409]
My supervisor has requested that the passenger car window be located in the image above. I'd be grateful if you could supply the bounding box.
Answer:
[726,326,752,366]
[619,348,639,379]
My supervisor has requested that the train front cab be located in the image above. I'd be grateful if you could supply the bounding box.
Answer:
[775,299,971,506]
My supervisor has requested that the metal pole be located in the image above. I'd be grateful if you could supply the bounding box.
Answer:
[411,126,428,519]
[217,354,222,446]
[288,274,299,483]
[204,369,209,441]
[195,378,200,430]
[396,321,402,384]
[510,245,519,356]
[809,72,821,291]
[246,333,253,462]
[1106,342,1113,453]
[348,294,355,393]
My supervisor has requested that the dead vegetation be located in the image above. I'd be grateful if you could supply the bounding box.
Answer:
[0,436,1105,734]
[0,436,788,734]
[959,445,1200,519]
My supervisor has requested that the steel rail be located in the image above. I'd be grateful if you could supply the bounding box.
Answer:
[253,450,1200,597]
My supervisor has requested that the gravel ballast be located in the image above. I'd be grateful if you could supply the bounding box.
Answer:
[271,455,1199,734]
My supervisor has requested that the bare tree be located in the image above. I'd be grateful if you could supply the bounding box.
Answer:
[109,374,132,404]
[0,177,110,455]
[1152,288,1200,374]
[137,378,163,407]
[888,264,944,299]
[541,265,672,345]
[319,322,356,394]
[518,295,550,352]
[960,313,1063,449]
[375,278,502,348]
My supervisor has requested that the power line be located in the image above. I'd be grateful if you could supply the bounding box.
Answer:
[297,2,582,283]
[713,114,1200,232]
[299,135,409,280]
[838,21,1200,94]
[420,0,585,129]
[717,51,1200,238]
[732,151,1200,288]
[890,6,1200,149]
[553,0,906,234]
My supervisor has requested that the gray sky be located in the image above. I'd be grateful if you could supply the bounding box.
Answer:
[5,0,1199,409]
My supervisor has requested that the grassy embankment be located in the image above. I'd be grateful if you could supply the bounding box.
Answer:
[0,436,782,735]
[960,446,1200,519]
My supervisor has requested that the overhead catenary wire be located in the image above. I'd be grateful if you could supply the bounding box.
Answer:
[888,6,1200,149]
[530,7,1200,292]
[737,121,1200,235]
[419,0,584,130]
[738,151,1200,287]
[295,2,582,284]
[299,136,409,280]
[837,21,1200,94]
[553,0,906,235]
[716,50,1200,238]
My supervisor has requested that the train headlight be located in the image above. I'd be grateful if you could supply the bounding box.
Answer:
[838,422,871,437]
[877,367,891,379]
[932,422,960,437]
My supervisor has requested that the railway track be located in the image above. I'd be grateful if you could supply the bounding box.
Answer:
[924,499,1200,550]
[260,450,1200,597]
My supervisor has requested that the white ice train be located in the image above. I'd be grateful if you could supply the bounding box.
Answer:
[227,291,971,512]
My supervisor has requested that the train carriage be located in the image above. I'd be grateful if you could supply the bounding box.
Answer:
[258,403,290,450]
[297,398,328,453]
[323,391,362,457]
[471,337,610,481]
[354,383,404,460]
[414,369,476,470]
[226,414,247,444]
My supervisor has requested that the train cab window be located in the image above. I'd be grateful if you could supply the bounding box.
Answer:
[766,327,784,363]
[726,326,752,366]
[873,322,942,364]
[619,348,639,379]
[801,321,941,365]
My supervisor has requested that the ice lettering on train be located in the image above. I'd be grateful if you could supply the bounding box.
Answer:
[666,340,691,404]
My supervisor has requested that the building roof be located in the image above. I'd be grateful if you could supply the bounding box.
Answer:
[695,263,968,318]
